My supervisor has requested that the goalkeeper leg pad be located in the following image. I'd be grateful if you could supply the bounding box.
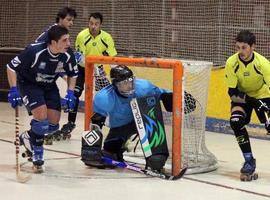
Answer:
[81,129,104,167]
[146,154,167,172]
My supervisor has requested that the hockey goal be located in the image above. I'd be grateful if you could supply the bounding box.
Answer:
[84,55,217,175]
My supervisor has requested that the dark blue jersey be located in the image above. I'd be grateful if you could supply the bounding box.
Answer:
[35,24,57,43]
[7,42,78,86]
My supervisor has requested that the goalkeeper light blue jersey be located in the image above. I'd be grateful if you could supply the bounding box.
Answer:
[7,42,78,86]
[93,79,170,128]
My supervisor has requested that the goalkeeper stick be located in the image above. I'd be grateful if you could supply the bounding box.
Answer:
[102,156,187,180]
[15,107,31,183]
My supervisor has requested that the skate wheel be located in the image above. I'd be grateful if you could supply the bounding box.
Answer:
[32,165,44,173]
[22,152,26,158]
[253,173,258,180]
[240,172,258,181]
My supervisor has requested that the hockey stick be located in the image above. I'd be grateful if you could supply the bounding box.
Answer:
[15,107,31,183]
[264,112,270,135]
[102,156,187,180]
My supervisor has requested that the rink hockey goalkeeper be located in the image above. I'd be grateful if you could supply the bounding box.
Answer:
[81,65,196,172]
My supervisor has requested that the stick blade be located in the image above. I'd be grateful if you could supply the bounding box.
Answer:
[170,167,188,180]
[16,173,31,183]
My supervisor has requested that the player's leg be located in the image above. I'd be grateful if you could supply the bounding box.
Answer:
[103,122,137,161]
[43,85,62,143]
[230,103,257,181]
[18,84,48,170]
[61,65,85,136]
[29,106,48,168]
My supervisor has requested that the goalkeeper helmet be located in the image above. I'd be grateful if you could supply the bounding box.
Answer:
[110,65,135,97]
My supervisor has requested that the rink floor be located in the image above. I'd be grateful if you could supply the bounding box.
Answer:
[0,102,270,200]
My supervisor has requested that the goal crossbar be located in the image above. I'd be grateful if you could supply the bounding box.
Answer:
[85,55,183,175]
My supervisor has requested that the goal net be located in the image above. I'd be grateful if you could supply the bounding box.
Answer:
[84,56,217,175]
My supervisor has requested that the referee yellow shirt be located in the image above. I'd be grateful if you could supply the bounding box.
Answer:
[225,51,270,99]
[75,28,117,67]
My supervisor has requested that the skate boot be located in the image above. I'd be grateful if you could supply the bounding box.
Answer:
[240,158,258,181]
[19,131,33,161]
[52,130,62,141]
[60,121,75,140]
[44,134,53,145]
[32,145,44,173]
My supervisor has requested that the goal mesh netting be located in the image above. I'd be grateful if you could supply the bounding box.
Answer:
[85,56,217,175]
[1,1,270,66]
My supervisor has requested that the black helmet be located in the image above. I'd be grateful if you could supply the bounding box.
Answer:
[110,65,133,84]
[110,65,135,97]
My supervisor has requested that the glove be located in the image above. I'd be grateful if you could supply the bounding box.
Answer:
[8,87,22,108]
[62,89,76,113]
[74,51,84,66]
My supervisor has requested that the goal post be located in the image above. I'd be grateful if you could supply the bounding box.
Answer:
[85,55,183,176]
[84,55,218,176]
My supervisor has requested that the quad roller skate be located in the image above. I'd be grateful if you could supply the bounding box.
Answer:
[19,131,33,161]
[32,145,44,173]
[59,121,75,140]
[240,158,258,181]
[44,133,53,145]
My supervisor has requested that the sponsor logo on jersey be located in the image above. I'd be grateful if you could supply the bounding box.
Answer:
[55,61,65,73]
[36,73,55,83]
[38,62,46,69]
[49,58,59,62]
[243,71,250,76]
[22,95,29,106]
[146,96,156,107]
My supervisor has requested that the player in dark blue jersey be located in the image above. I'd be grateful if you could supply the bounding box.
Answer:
[35,7,77,43]
[81,65,196,172]
[6,25,78,171]
[34,7,77,144]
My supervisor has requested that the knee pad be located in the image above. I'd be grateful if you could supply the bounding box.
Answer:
[48,123,59,134]
[230,111,246,131]
[146,154,167,171]
[30,119,49,136]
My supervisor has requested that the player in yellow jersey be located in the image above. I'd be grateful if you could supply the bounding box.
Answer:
[59,12,117,138]
[225,30,270,181]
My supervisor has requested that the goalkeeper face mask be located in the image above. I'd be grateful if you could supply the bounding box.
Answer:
[115,76,135,97]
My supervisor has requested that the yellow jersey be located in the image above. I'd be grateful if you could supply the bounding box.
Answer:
[225,51,270,99]
[75,29,117,67]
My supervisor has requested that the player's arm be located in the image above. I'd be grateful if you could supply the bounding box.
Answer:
[67,76,77,91]
[6,67,17,88]
[258,56,270,87]
[160,91,196,114]
[105,34,117,57]
[6,48,32,108]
